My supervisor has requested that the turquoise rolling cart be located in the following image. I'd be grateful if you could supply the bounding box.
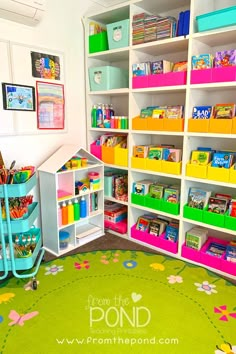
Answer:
[0,174,45,289]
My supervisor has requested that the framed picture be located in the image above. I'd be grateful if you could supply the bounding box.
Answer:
[2,83,35,111]
[36,81,65,130]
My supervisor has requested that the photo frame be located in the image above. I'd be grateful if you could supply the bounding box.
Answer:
[36,81,65,130]
[2,83,35,111]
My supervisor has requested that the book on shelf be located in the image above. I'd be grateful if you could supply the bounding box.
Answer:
[148,147,163,160]
[149,218,167,236]
[192,106,212,119]
[190,150,211,165]
[162,148,182,162]
[163,187,180,203]
[211,152,234,168]
[151,60,173,75]
[188,187,211,210]
[149,183,168,199]
[191,54,214,70]
[213,103,235,119]
[166,105,183,119]
[165,221,179,242]
[185,226,208,250]
[206,242,226,258]
[207,197,228,214]
[132,179,153,195]
[152,107,167,119]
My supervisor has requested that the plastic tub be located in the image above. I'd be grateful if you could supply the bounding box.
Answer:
[196,6,236,32]
[59,231,70,250]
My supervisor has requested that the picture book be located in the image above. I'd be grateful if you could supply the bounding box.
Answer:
[186,226,208,250]
[211,152,234,169]
[149,219,167,236]
[215,50,236,67]
[213,103,235,119]
[148,147,163,160]
[172,61,187,72]
[229,199,236,217]
[206,242,226,258]
[192,106,212,119]
[162,148,182,162]
[132,62,150,77]
[132,180,153,195]
[165,222,179,242]
[114,175,128,202]
[225,244,236,262]
[191,54,213,70]
[149,183,168,199]
[188,187,211,209]
[166,105,183,119]
[190,150,211,165]
[163,188,179,203]
[152,107,166,119]
[136,216,150,232]
[207,197,228,214]
[151,60,173,74]
[133,145,149,158]
[140,108,153,118]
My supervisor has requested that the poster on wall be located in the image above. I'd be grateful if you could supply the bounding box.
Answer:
[2,82,35,111]
[36,81,65,130]
[31,51,61,80]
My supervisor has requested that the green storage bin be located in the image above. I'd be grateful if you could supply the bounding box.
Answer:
[88,65,129,91]
[202,209,225,228]
[145,194,162,211]
[225,212,236,231]
[89,32,108,54]
[107,19,130,50]
[161,201,180,215]
[131,193,145,206]
[183,204,203,222]
[196,6,236,32]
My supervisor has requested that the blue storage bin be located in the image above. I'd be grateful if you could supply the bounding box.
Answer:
[107,19,130,49]
[88,65,129,91]
[196,6,236,32]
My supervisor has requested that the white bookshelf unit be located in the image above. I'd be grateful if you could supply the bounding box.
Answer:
[38,145,104,256]
[84,0,236,279]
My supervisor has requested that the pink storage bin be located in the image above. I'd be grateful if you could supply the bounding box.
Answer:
[149,71,187,87]
[190,69,212,84]
[90,141,102,160]
[200,237,228,270]
[159,233,178,254]
[132,76,149,89]
[104,219,127,234]
[211,66,236,83]
[181,242,201,263]
[131,224,161,248]
[221,258,236,276]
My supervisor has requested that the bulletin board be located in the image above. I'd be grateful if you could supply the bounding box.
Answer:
[0,40,66,136]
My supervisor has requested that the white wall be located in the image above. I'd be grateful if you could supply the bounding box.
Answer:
[0,0,101,169]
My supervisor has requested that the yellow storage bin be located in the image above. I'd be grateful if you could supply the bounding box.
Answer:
[146,158,162,172]
[229,164,236,184]
[132,116,149,130]
[207,164,230,182]
[147,118,164,131]
[186,162,208,179]
[102,146,115,164]
[187,118,209,133]
[209,118,232,134]
[231,117,236,134]
[115,147,128,167]
[161,161,182,175]
[131,157,147,170]
[163,118,184,132]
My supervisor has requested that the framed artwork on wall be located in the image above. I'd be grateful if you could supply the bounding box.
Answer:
[36,81,65,130]
[2,82,35,111]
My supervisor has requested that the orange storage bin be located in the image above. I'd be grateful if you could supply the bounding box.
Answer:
[163,118,184,132]
[207,163,230,182]
[147,118,164,131]
[186,162,208,179]
[146,158,162,172]
[132,116,149,130]
[131,157,147,170]
[229,164,236,184]
[161,161,182,175]
[209,118,232,134]
[102,146,115,164]
[231,117,236,134]
[187,118,210,133]
[115,147,128,167]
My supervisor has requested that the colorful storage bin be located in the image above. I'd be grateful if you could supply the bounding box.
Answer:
[89,32,108,54]
[107,19,130,50]
[196,6,236,32]
[88,65,128,91]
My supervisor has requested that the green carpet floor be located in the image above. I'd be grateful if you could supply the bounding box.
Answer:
[0,250,236,354]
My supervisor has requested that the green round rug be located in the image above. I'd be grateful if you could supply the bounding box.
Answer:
[0,250,236,354]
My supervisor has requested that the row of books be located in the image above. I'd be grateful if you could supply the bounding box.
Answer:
[133,180,180,203]
[185,227,236,262]
[136,213,179,241]
[132,10,190,46]
[140,105,184,119]
[190,147,235,169]
[192,50,236,70]
[132,60,187,77]
[192,103,236,119]
[93,134,127,148]
[133,144,182,162]
[188,187,236,217]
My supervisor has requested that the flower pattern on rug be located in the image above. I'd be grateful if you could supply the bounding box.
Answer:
[194,281,217,295]
[214,305,236,321]
[74,260,90,270]
[100,251,120,264]
[150,263,165,271]
[45,264,64,276]
[24,280,40,291]
[167,275,183,284]
[215,343,236,353]
[123,260,137,269]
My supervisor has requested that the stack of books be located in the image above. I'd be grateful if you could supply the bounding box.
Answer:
[156,16,177,40]
[132,13,146,45]
[144,14,158,42]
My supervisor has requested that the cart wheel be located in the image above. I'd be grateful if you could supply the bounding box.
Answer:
[32,279,38,290]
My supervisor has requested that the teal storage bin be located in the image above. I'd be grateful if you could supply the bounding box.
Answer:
[88,65,128,91]
[107,19,130,50]
[196,6,236,32]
